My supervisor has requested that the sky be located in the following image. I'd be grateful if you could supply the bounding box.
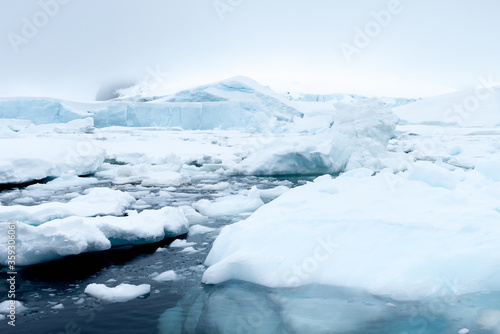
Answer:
[0,0,499,101]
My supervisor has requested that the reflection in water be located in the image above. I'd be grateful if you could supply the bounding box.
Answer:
[159,281,500,334]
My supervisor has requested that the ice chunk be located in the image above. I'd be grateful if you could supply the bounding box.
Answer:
[152,270,178,282]
[170,239,196,248]
[203,167,500,301]
[0,188,135,225]
[193,192,264,217]
[0,137,105,184]
[188,225,215,235]
[0,300,27,314]
[84,283,150,303]
[0,207,189,266]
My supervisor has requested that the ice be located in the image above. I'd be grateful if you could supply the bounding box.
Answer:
[0,188,135,225]
[180,247,199,254]
[476,309,500,333]
[84,283,150,303]
[0,300,27,315]
[192,190,264,218]
[96,164,190,187]
[0,137,105,184]
[199,182,230,191]
[188,224,215,235]
[475,160,500,181]
[0,207,189,266]
[0,77,302,130]
[158,282,394,334]
[255,185,290,201]
[203,165,500,301]
[170,239,196,248]
[234,100,398,175]
[394,86,500,127]
[152,270,178,282]
[51,303,64,310]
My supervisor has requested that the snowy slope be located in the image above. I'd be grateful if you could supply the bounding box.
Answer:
[394,86,500,126]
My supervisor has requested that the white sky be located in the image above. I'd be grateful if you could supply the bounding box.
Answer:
[0,0,499,100]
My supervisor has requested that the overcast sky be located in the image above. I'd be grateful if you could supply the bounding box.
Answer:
[1,0,499,101]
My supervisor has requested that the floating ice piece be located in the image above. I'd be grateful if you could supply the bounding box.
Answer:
[189,225,215,236]
[193,191,264,218]
[84,283,150,303]
[0,137,105,184]
[203,166,500,301]
[152,270,178,282]
[170,239,196,248]
[0,188,135,225]
[180,247,198,254]
[0,207,189,266]
[0,300,27,314]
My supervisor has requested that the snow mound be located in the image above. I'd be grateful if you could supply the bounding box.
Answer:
[203,164,500,301]
[84,283,150,303]
[0,188,135,225]
[0,207,189,266]
[0,137,105,184]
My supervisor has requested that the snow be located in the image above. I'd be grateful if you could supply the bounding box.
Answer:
[170,239,196,248]
[84,283,150,303]
[180,247,199,254]
[203,165,500,301]
[0,188,135,225]
[394,86,500,127]
[188,224,215,235]
[234,99,399,175]
[0,77,302,131]
[0,206,189,266]
[0,137,105,184]
[0,300,27,314]
[192,190,264,217]
[97,164,190,187]
[152,270,178,282]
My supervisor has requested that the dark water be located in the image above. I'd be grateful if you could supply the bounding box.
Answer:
[0,174,305,334]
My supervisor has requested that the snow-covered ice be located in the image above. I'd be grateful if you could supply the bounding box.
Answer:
[152,270,178,282]
[84,283,150,303]
[192,189,264,217]
[203,164,500,300]
[0,188,135,225]
[0,206,189,266]
[0,137,105,184]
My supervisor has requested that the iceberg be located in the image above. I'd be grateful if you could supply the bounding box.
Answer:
[203,164,500,301]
